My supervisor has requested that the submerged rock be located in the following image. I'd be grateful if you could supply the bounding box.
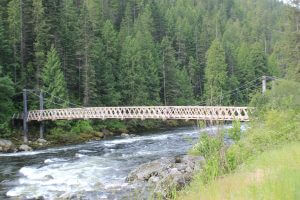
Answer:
[0,139,16,153]
[126,155,204,198]
[19,144,33,152]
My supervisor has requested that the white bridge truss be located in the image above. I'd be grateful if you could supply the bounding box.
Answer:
[20,106,251,122]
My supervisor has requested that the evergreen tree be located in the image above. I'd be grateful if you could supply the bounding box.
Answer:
[7,0,21,85]
[95,20,120,106]
[0,66,14,137]
[42,46,68,108]
[60,0,80,100]
[119,36,148,105]
[79,1,97,106]
[204,39,229,105]
[175,67,194,105]
[0,13,11,75]
[249,42,268,79]
[133,7,160,104]
[32,0,49,89]
[160,36,178,105]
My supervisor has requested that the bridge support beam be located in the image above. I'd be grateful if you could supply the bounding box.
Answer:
[39,91,44,139]
[23,89,28,143]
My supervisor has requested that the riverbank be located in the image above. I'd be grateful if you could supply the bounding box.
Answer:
[1,119,195,153]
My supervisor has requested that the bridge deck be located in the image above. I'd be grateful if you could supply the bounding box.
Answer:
[20,106,251,122]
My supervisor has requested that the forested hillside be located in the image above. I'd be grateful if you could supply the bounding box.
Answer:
[0,0,299,136]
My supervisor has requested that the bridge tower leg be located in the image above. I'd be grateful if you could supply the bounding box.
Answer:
[23,89,28,143]
[39,90,44,139]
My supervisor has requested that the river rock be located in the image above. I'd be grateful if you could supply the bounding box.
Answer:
[94,132,104,138]
[19,144,32,152]
[126,157,174,182]
[121,133,130,138]
[37,138,47,144]
[0,139,16,153]
[102,129,114,137]
[126,155,204,198]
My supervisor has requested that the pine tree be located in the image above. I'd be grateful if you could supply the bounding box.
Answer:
[7,0,21,85]
[160,36,179,105]
[42,46,68,108]
[135,31,160,105]
[175,67,194,105]
[119,36,148,105]
[0,13,11,74]
[79,1,97,106]
[60,0,80,100]
[249,42,268,79]
[204,39,229,105]
[0,66,14,137]
[119,4,133,45]
[134,7,160,104]
[32,0,49,89]
[94,20,120,106]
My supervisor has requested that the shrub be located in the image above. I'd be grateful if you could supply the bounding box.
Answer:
[190,132,224,158]
[226,109,300,171]
[71,120,94,134]
[250,80,300,114]
[47,127,80,144]
[228,120,242,142]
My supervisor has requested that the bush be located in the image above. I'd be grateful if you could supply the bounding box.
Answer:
[190,132,224,158]
[47,127,80,144]
[228,120,242,142]
[250,80,300,115]
[189,131,228,182]
[226,110,300,171]
[71,120,94,134]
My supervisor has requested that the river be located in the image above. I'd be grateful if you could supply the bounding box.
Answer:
[0,125,226,200]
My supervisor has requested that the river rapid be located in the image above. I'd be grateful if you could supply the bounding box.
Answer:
[0,126,227,200]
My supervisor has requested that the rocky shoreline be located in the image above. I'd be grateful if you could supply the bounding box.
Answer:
[0,131,137,153]
[0,138,50,153]
[126,155,205,198]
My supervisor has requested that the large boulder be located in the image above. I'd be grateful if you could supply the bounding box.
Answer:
[19,144,32,152]
[37,138,47,144]
[0,139,16,153]
[126,155,204,198]
[126,157,174,182]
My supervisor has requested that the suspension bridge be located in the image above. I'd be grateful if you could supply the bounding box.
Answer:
[19,106,251,122]
[13,76,275,142]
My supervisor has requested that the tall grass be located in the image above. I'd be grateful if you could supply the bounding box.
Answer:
[177,143,300,200]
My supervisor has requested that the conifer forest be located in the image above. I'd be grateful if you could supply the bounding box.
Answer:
[0,0,299,137]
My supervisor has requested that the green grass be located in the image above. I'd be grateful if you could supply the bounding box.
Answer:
[177,142,300,200]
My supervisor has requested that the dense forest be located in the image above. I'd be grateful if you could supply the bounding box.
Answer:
[0,0,299,137]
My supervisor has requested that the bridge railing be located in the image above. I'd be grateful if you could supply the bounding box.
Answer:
[23,106,252,122]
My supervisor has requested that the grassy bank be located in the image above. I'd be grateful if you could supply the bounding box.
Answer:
[178,142,300,200]
[171,80,300,200]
